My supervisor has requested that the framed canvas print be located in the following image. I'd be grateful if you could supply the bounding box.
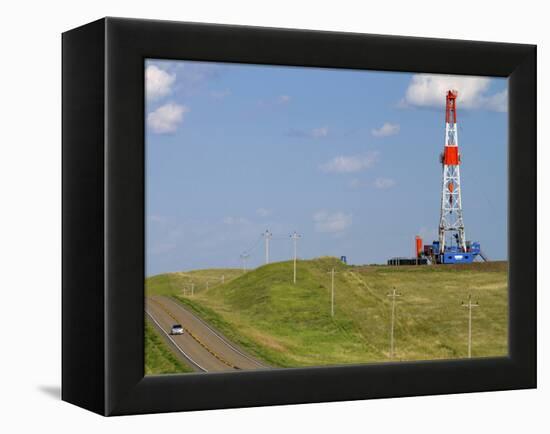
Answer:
[62,17,536,416]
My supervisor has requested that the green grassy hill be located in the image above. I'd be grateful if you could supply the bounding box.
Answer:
[146,258,508,368]
[145,321,193,374]
[146,268,242,296]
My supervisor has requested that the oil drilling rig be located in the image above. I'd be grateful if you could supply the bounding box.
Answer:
[421,90,483,264]
[389,90,485,266]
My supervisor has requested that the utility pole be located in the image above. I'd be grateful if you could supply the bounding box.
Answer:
[240,252,250,272]
[331,268,335,317]
[191,282,194,296]
[327,268,337,317]
[461,294,479,358]
[206,281,209,290]
[387,288,401,359]
[290,231,302,284]
[262,229,272,264]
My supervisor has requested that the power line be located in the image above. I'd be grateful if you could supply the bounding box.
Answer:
[243,234,263,255]
[239,231,301,268]
[236,235,263,268]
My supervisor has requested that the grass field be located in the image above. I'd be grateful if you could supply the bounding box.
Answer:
[145,321,193,375]
[146,258,508,368]
[145,268,242,296]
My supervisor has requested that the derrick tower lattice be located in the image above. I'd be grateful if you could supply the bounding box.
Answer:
[438,90,467,253]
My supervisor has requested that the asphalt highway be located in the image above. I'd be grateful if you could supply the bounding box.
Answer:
[146,295,267,372]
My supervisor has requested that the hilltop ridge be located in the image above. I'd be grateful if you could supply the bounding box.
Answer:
[146,258,508,368]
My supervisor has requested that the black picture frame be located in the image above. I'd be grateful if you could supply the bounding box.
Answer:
[62,17,536,416]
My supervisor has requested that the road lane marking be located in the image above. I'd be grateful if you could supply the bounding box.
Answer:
[164,296,268,368]
[146,310,208,372]
[148,298,239,370]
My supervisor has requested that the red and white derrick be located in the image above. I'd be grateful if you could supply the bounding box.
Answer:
[438,90,467,253]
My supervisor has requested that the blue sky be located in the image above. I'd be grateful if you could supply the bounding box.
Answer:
[145,59,508,276]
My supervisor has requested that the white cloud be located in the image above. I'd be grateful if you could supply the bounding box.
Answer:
[222,216,249,225]
[145,65,176,101]
[483,89,508,112]
[400,74,507,112]
[372,122,400,137]
[313,211,352,233]
[374,177,396,189]
[256,208,272,217]
[320,152,379,174]
[146,61,225,99]
[147,103,189,134]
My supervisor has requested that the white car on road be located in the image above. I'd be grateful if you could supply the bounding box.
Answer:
[170,324,184,335]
